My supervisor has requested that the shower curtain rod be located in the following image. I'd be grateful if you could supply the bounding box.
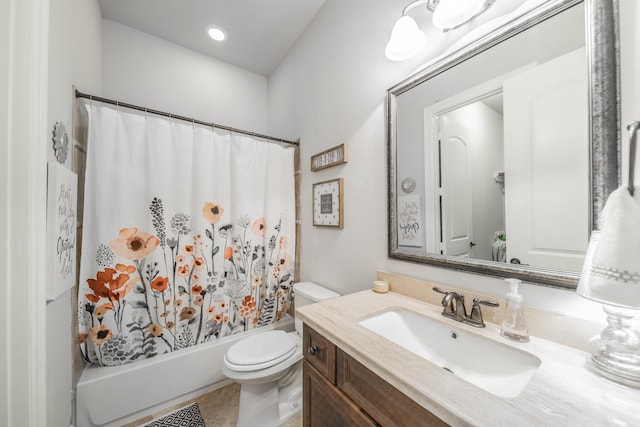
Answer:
[75,90,300,147]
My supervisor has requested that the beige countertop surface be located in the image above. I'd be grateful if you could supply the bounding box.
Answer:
[296,290,640,427]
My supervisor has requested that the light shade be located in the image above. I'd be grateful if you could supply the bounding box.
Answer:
[432,0,488,30]
[385,15,426,61]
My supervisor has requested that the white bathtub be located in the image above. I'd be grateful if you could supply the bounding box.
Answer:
[76,315,294,427]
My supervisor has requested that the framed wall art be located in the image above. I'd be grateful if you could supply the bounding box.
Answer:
[46,161,78,301]
[311,143,348,171]
[313,178,344,228]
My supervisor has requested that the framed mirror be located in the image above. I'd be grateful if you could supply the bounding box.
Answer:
[387,0,619,289]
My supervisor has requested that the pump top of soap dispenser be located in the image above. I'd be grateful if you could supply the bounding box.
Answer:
[505,278,523,303]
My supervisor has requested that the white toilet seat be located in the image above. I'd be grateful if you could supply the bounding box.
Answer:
[225,330,297,371]
[223,331,303,383]
[223,351,303,383]
[224,345,297,372]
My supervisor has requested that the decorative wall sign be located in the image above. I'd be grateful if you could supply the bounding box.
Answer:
[313,178,344,228]
[311,143,348,171]
[397,195,423,247]
[46,161,78,300]
[52,121,69,164]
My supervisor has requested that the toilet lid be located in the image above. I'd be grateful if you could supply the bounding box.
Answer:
[225,330,297,371]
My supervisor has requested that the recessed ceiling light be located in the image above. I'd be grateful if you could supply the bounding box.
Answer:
[206,26,226,42]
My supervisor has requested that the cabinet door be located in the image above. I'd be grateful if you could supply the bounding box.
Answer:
[337,349,448,427]
[304,360,378,427]
[303,325,337,384]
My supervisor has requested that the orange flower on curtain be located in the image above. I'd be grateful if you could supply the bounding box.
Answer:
[202,202,224,224]
[85,267,136,303]
[109,227,160,260]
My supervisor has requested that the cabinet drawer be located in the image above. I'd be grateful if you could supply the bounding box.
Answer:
[337,349,449,427]
[304,360,378,427]
[303,325,337,384]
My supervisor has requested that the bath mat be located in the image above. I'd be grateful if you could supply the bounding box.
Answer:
[142,402,206,427]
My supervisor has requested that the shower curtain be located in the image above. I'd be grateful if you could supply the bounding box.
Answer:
[78,103,296,366]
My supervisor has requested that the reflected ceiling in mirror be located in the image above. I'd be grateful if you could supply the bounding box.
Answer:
[387,0,620,289]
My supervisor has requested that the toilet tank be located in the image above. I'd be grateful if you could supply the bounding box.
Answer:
[293,282,340,334]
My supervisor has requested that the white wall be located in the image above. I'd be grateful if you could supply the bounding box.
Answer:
[101,19,269,133]
[46,1,102,426]
[268,0,607,321]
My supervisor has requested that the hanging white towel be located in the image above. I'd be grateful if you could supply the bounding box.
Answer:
[577,185,640,307]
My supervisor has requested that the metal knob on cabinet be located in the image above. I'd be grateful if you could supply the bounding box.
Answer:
[308,345,319,356]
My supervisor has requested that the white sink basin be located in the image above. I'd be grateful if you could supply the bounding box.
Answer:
[358,309,541,398]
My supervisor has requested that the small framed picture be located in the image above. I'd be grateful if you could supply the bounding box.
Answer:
[313,178,344,228]
[311,143,348,171]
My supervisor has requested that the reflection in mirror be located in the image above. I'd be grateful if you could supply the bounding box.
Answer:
[388,0,620,289]
[430,46,588,271]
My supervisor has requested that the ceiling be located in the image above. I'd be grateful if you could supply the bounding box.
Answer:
[98,0,327,76]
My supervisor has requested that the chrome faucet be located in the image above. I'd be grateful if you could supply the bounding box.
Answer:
[433,287,499,328]
[440,291,467,321]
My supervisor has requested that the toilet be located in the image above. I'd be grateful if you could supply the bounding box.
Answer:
[223,282,340,427]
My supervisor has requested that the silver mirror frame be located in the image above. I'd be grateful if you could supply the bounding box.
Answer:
[387,0,620,289]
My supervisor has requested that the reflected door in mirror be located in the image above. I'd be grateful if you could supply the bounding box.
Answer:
[503,47,589,271]
[439,116,473,257]
[437,102,506,262]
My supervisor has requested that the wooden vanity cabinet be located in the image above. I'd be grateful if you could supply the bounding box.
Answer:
[303,360,378,427]
[303,325,449,427]
[303,326,376,426]
[337,349,448,427]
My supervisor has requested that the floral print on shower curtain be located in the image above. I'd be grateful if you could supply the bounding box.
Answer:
[78,103,296,366]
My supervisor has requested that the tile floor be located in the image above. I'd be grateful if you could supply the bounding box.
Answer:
[127,382,302,427]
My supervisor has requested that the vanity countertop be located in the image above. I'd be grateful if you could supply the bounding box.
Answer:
[296,290,640,427]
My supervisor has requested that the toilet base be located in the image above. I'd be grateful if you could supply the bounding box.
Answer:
[236,368,302,427]
[278,369,303,424]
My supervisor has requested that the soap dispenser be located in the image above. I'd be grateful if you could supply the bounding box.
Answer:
[500,278,529,342]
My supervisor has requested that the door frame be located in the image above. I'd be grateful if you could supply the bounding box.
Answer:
[1,0,49,425]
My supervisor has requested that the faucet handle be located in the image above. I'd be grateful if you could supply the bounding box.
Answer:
[475,299,499,308]
[432,287,449,295]
[467,298,500,327]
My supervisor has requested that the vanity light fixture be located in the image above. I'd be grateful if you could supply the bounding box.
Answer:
[206,25,226,41]
[432,0,496,30]
[385,0,495,61]
[576,121,640,389]
[385,15,427,61]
